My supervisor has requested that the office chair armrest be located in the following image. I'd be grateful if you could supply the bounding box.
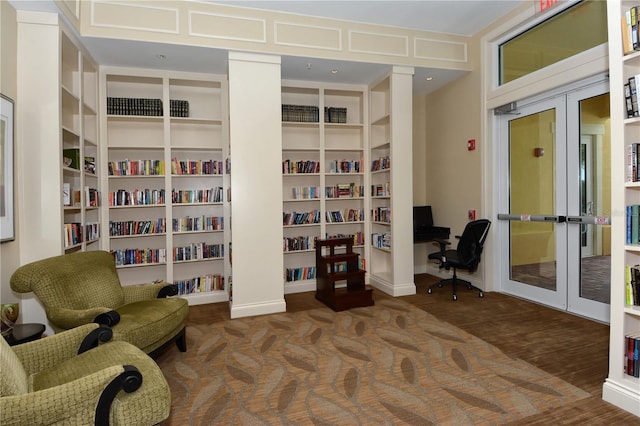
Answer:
[431,238,451,252]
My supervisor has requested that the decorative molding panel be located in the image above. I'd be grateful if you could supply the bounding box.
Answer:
[190,11,266,43]
[91,1,179,34]
[414,37,467,62]
[274,21,342,51]
[349,31,409,57]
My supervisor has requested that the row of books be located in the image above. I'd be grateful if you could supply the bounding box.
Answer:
[282,104,319,123]
[172,243,223,262]
[172,216,223,232]
[625,204,640,244]
[625,333,640,378]
[111,248,167,266]
[171,187,224,204]
[372,207,391,223]
[625,264,640,306]
[108,159,165,176]
[327,258,365,273]
[63,222,100,247]
[291,186,320,200]
[326,209,364,223]
[283,210,321,226]
[109,218,166,237]
[621,5,640,55]
[107,97,163,116]
[626,143,640,182]
[285,266,317,282]
[371,156,390,171]
[106,97,190,117]
[283,160,320,174]
[283,232,367,253]
[326,232,365,246]
[63,184,100,207]
[326,184,364,199]
[174,274,224,295]
[372,232,391,249]
[109,189,166,206]
[171,158,223,175]
[283,235,315,252]
[327,159,361,174]
[625,74,640,118]
[324,107,347,124]
[371,183,390,197]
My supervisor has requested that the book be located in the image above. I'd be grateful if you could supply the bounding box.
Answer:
[63,183,71,206]
[63,148,81,170]
[84,156,96,174]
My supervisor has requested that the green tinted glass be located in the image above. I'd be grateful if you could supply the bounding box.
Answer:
[500,1,607,85]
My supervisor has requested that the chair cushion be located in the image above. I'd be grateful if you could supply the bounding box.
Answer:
[113,297,188,351]
[0,338,28,396]
[30,340,171,424]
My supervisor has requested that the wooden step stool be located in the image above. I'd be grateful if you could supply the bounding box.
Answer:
[315,237,374,311]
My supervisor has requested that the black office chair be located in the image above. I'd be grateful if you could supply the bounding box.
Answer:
[427,219,491,301]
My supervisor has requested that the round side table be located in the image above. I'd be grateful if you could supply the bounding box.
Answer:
[3,323,46,346]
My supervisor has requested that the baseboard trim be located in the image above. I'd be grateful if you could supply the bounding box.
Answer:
[230,299,286,319]
[602,378,640,417]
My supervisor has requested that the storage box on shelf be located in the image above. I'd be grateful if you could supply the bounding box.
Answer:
[604,0,640,416]
[281,81,368,294]
[101,68,229,305]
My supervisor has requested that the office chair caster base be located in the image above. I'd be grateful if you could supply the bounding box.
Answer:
[479,291,484,298]
[452,294,457,301]
[427,288,433,294]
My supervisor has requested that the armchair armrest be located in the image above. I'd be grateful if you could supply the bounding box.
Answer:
[0,365,129,425]
[93,310,120,327]
[78,325,114,354]
[48,306,112,330]
[12,324,101,376]
[122,281,173,303]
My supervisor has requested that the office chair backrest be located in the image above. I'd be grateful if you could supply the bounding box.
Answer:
[456,219,491,272]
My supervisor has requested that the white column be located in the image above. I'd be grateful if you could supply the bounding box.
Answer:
[390,66,416,296]
[228,52,285,318]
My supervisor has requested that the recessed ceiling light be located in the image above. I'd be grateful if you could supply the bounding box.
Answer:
[331,69,338,74]
[425,76,433,81]
[156,54,166,60]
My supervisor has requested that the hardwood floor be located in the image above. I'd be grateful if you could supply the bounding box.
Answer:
[188,274,640,424]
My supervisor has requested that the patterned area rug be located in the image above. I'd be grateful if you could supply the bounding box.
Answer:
[156,298,589,425]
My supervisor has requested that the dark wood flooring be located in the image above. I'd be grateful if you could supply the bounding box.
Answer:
[187,273,640,424]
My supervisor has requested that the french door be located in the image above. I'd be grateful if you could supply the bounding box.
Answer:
[497,79,610,323]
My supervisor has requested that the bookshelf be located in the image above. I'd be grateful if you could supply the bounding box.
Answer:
[603,0,640,416]
[281,81,368,294]
[367,68,416,297]
[100,67,230,306]
[61,30,101,253]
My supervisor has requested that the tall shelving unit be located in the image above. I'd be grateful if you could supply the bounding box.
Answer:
[604,0,640,416]
[61,30,100,253]
[99,67,230,306]
[367,68,416,297]
[281,81,368,294]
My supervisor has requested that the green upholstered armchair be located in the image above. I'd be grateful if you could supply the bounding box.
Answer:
[0,323,171,425]
[10,250,189,357]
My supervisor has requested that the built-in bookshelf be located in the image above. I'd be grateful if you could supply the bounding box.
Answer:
[604,0,640,416]
[367,68,415,297]
[281,81,368,294]
[100,68,230,305]
[61,30,101,253]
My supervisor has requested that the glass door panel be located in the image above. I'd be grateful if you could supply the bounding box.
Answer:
[500,99,568,310]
